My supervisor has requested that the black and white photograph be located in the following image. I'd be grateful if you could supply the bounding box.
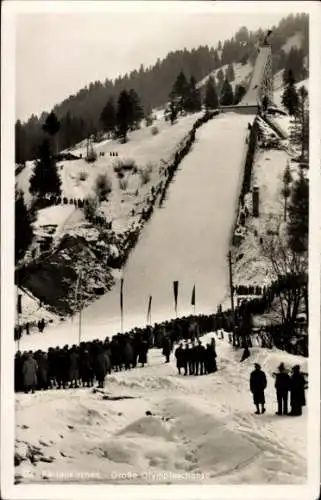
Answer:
[1,1,320,499]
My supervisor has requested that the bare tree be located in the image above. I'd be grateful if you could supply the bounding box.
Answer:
[262,233,308,329]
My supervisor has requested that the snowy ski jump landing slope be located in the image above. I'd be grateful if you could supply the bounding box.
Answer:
[240,46,271,107]
[18,113,255,353]
[15,333,307,484]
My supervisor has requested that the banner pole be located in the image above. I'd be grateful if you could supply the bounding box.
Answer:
[120,278,124,334]
[79,306,82,345]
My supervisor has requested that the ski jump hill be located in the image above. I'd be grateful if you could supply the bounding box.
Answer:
[221,45,273,115]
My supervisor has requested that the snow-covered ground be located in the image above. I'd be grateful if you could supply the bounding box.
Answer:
[17,112,253,352]
[232,147,289,286]
[15,287,59,328]
[16,113,203,240]
[16,113,202,205]
[231,75,309,288]
[273,76,309,109]
[15,332,307,484]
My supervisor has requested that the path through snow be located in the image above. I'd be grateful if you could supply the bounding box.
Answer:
[15,333,307,485]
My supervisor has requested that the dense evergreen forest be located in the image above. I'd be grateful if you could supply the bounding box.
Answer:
[15,13,308,164]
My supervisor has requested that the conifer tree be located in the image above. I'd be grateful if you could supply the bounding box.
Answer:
[128,89,144,129]
[29,139,62,199]
[226,63,235,82]
[234,84,246,105]
[169,101,178,125]
[297,86,309,160]
[287,167,308,253]
[42,111,61,155]
[204,76,218,110]
[100,97,116,134]
[116,90,132,142]
[282,69,299,116]
[220,78,234,106]
[216,68,225,89]
[185,76,202,112]
[15,120,26,165]
[15,188,34,264]
[42,111,60,136]
[170,71,189,114]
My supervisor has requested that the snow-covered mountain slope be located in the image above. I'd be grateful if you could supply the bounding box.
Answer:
[273,76,308,108]
[15,286,59,327]
[16,113,202,208]
[15,332,307,484]
[17,112,253,350]
[16,112,204,261]
[197,62,253,91]
[281,32,304,54]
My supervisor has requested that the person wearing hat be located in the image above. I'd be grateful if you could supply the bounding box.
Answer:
[274,362,290,415]
[289,365,306,416]
[250,363,267,414]
[175,342,186,375]
[22,351,38,394]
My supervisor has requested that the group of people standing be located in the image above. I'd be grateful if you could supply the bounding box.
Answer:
[15,333,150,393]
[250,362,307,416]
[174,338,218,376]
[14,314,220,394]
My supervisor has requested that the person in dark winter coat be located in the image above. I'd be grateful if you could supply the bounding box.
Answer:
[250,363,267,414]
[80,349,93,387]
[131,336,139,368]
[184,344,191,375]
[47,347,57,388]
[189,341,196,375]
[22,352,38,393]
[175,343,186,375]
[205,341,217,374]
[15,352,24,392]
[37,351,49,390]
[69,346,80,388]
[110,338,122,371]
[289,365,306,416]
[162,336,171,363]
[56,346,69,389]
[274,362,290,415]
[94,345,109,388]
[123,338,134,370]
[138,339,148,367]
[195,340,206,375]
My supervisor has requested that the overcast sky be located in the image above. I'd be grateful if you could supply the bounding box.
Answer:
[15,6,288,122]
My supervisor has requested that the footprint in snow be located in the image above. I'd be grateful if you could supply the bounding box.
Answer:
[39,440,49,447]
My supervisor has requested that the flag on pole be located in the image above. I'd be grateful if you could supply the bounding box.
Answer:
[17,294,22,314]
[120,278,124,308]
[120,279,124,331]
[191,285,195,307]
[147,295,152,324]
[173,281,179,316]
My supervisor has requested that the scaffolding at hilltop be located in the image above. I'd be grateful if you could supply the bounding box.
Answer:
[220,30,274,114]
